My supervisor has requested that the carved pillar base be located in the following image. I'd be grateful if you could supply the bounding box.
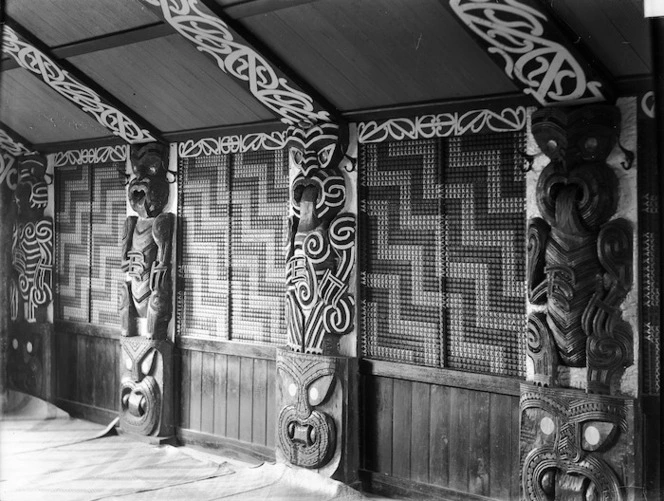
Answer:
[276,348,358,484]
[520,384,642,501]
[119,336,174,442]
[7,322,53,402]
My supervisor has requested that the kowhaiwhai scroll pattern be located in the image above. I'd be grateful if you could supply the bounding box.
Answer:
[2,26,156,144]
[0,128,35,157]
[53,146,128,167]
[141,0,330,125]
[179,132,287,158]
[449,0,606,105]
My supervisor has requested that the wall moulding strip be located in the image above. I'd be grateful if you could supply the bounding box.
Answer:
[357,105,528,144]
[177,336,277,361]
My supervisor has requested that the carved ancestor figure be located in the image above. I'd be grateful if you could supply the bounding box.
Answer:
[527,106,633,393]
[120,143,174,339]
[10,156,53,323]
[520,385,636,501]
[119,143,174,439]
[286,121,356,355]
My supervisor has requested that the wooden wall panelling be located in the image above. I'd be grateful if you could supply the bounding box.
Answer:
[180,348,191,430]
[200,351,216,435]
[213,353,228,437]
[238,357,253,443]
[225,355,241,439]
[361,373,519,500]
[252,358,268,446]
[188,349,203,431]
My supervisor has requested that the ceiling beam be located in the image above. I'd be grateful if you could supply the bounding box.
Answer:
[223,0,321,19]
[139,0,339,126]
[0,121,38,156]
[444,0,616,106]
[1,20,164,144]
[1,22,174,72]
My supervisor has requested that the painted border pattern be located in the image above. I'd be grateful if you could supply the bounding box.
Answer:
[141,0,330,126]
[2,26,156,144]
[53,145,128,167]
[0,128,36,157]
[1,152,19,191]
[358,107,527,144]
[179,132,287,158]
[449,0,606,105]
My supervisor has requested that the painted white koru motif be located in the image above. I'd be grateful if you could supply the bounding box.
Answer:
[286,123,356,354]
[1,152,19,191]
[178,131,288,158]
[53,145,129,167]
[641,91,655,119]
[141,0,330,125]
[0,128,35,158]
[358,106,527,144]
[2,27,156,144]
[450,0,605,105]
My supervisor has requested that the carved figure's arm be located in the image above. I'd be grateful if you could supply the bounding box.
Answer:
[150,212,174,292]
[527,217,550,304]
[121,216,138,272]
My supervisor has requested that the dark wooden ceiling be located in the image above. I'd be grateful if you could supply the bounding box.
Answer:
[0,0,653,151]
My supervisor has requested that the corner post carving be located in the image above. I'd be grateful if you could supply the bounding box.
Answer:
[277,120,359,482]
[521,104,641,500]
[119,143,175,442]
[8,155,54,399]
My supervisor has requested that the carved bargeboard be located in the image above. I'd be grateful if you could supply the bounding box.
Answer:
[520,384,638,501]
[526,105,633,393]
[276,348,357,481]
[285,121,356,355]
[119,336,173,437]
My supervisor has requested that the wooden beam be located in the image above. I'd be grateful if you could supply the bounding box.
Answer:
[223,0,321,19]
[139,0,339,125]
[0,121,37,156]
[444,0,616,106]
[2,20,164,144]
[1,22,174,72]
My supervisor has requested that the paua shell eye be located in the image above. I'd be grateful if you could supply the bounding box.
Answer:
[581,421,616,451]
[290,147,304,166]
[317,144,336,168]
[307,374,335,407]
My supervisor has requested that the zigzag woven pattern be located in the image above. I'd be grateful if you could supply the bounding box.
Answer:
[178,155,230,338]
[55,165,90,322]
[90,162,125,326]
[230,150,288,345]
[360,140,443,367]
[360,133,526,376]
[444,133,525,376]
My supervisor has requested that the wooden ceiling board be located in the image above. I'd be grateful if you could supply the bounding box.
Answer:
[236,0,517,111]
[0,68,112,144]
[545,0,651,77]
[5,0,161,48]
[68,34,276,132]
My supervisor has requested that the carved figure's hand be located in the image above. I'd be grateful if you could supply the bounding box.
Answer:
[150,263,169,292]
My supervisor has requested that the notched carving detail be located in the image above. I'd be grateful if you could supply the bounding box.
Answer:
[520,385,636,501]
[526,105,633,393]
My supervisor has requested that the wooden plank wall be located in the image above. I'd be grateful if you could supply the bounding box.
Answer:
[178,338,277,460]
[361,362,521,501]
[53,321,120,424]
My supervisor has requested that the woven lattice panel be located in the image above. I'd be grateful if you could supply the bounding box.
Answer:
[229,150,289,345]
[443,133,526,376]
[178,155,230,338]
[360,140,443,367]
[90,162,125,326]
[55,165,90,322]
[638,106,661,395]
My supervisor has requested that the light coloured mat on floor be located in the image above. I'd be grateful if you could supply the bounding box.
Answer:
[0,391,371,501]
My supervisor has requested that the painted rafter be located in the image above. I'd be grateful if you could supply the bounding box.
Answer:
[139,0,336,126]
[1,20,162,144]
[0,122,37,156]
[447,0,615,106]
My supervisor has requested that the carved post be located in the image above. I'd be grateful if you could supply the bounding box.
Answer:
[7,155,54,400]
[119,143,175,443]
[521,104,642,500]
[277,121,359,482]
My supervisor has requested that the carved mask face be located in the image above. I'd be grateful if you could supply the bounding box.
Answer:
[120,337,165,436]
[288,122,347,226]
[8,330,43,396]
[15,156,49,221]
[277,350,338,469]
[521,386,635,501]
[128,143,170,218]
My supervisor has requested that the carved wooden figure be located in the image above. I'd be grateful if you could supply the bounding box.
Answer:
[10,156,53,324]
[119,143,174,440]
[276,348,358,482]
[285,121,356,355]
[520,384,638,501]
[526,106,633,393]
